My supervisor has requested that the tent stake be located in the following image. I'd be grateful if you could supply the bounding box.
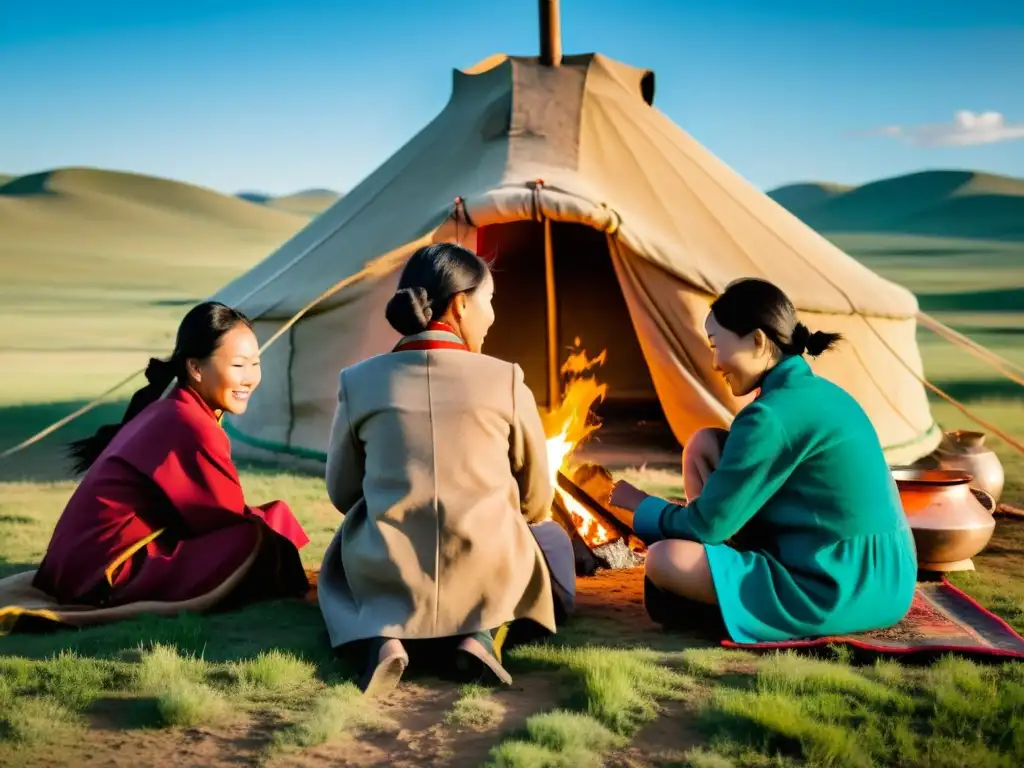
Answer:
[543,217,560,409]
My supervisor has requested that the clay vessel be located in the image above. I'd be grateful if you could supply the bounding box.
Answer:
[933,430,1005,503]
[893,468,996,572]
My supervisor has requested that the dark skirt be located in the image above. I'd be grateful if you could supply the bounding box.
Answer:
[644,577,727,639]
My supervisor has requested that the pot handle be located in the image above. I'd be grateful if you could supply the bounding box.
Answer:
[971,487,997,514]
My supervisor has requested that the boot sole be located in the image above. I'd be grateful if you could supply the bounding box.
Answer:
[360,653,408,698]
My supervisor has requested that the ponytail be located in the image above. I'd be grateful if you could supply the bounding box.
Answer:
[711,279,843,359]
[66,357,179,475]
[795,323,843,358]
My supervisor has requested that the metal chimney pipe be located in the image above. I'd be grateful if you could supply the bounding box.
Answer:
[539,0,562,66]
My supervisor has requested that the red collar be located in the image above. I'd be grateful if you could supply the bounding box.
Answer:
[168,385,221,422]
[393,321,470,352]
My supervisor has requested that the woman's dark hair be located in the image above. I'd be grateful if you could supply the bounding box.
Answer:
[385,243,490,335]
[709,278,842,358]
[67,302,253,475]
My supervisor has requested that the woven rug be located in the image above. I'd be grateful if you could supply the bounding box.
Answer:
[723,578,1024,660]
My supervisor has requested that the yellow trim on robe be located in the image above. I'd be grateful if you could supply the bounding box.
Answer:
[492,623,510,664]
[0,606,62,632]
[104,528,166,586]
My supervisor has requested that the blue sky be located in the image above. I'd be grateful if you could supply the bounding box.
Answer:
[1,0,1022,195]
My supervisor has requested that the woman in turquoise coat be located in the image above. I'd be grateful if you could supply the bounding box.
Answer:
[611,278,918,643]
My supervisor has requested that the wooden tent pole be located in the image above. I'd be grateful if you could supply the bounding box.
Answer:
[543,217,560,408]
[539,0,562,67]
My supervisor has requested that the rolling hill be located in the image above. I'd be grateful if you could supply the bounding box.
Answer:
[0,167,308,277]
[237,188,340,217]
[765,181,853,214]
[0,167,311,368]
[768,170,1024,240]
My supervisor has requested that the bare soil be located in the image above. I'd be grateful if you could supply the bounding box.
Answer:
[7,569,716,768]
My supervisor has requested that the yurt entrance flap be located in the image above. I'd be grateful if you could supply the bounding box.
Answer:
[477,220,659,414]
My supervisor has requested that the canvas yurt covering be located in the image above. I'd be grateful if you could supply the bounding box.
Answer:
[212,52,940,468]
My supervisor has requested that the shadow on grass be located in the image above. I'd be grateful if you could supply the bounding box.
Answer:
[0,398,327,482]
[89,695,166,731]
[0,596,354,682]
[0,556,38,579]
[929,379,1024,403]
[918,287,1024,313]
[870,247,987,257]
[0,400,127,483]
[937,326,1024,339]
[150,299,203,308]
[236,458,322,480]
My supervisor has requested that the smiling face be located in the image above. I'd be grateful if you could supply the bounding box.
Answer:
[185,323,262,415]
[705,311,773,397]
[447,271,496,353]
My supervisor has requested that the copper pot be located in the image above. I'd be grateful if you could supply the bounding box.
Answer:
[934,430,1005,504]
[892,468,996,572]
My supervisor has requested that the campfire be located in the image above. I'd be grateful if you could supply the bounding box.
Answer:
[542,339,647,575]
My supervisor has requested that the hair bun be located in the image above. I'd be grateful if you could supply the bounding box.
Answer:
[385,287,433,335]
[144,357,176,385]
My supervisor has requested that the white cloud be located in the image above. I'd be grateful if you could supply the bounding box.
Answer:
[859,111,1024,147]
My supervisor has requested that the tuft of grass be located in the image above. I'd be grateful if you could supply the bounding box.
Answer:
[683,746,739,768]
[0,693,81,745]
[697,650,1024,767]
[135,644,232,728]
[0,650,122,712]
[486,646,693,766]
[486,710,624,768]
[445,684,506,729]
[676,648,756,679]
[155,679,233,728]
[232,650,316,695]
[271,683,396,752]
[135,643,209,689]
[512,645,694,735]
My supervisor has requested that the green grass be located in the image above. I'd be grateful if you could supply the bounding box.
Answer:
[134,645,234,728]
[486,711,626,768]
[446,684,507,729]
[485,646,694,764]
[0,220,1023,764]
[692,653,1024,768]
[270,683,396,752]
[231,649,317,696]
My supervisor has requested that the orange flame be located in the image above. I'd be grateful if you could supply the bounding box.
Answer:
[543,339,616,547]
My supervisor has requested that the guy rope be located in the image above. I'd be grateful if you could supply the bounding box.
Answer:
[0,202,460,462]
[2,203,1023,462]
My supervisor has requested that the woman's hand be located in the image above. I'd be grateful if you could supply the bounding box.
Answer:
[609,480,649,513]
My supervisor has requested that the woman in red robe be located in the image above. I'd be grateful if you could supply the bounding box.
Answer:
[30,301,309,612]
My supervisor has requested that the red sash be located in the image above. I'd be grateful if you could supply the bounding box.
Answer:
[392,321,470,352]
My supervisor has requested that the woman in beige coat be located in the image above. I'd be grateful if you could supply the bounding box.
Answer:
[319,243,576,697]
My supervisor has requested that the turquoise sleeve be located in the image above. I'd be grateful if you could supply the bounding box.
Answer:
[673,402,796,544]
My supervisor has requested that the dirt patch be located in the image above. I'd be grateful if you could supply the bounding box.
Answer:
[572,567,720,651]
[9,707,283,768]
[271,674,562,767]
[605,698,709,767]
[6,568,728,767]
[977,518,1024,574]
[13,674,564,768]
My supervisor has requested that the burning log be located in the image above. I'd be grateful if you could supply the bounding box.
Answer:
[552,465,646,575]
[551,493,600,576]
[539,339,645,574]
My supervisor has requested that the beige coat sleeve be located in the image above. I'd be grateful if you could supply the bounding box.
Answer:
[510,363,554,523]
[325,369,365,513]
